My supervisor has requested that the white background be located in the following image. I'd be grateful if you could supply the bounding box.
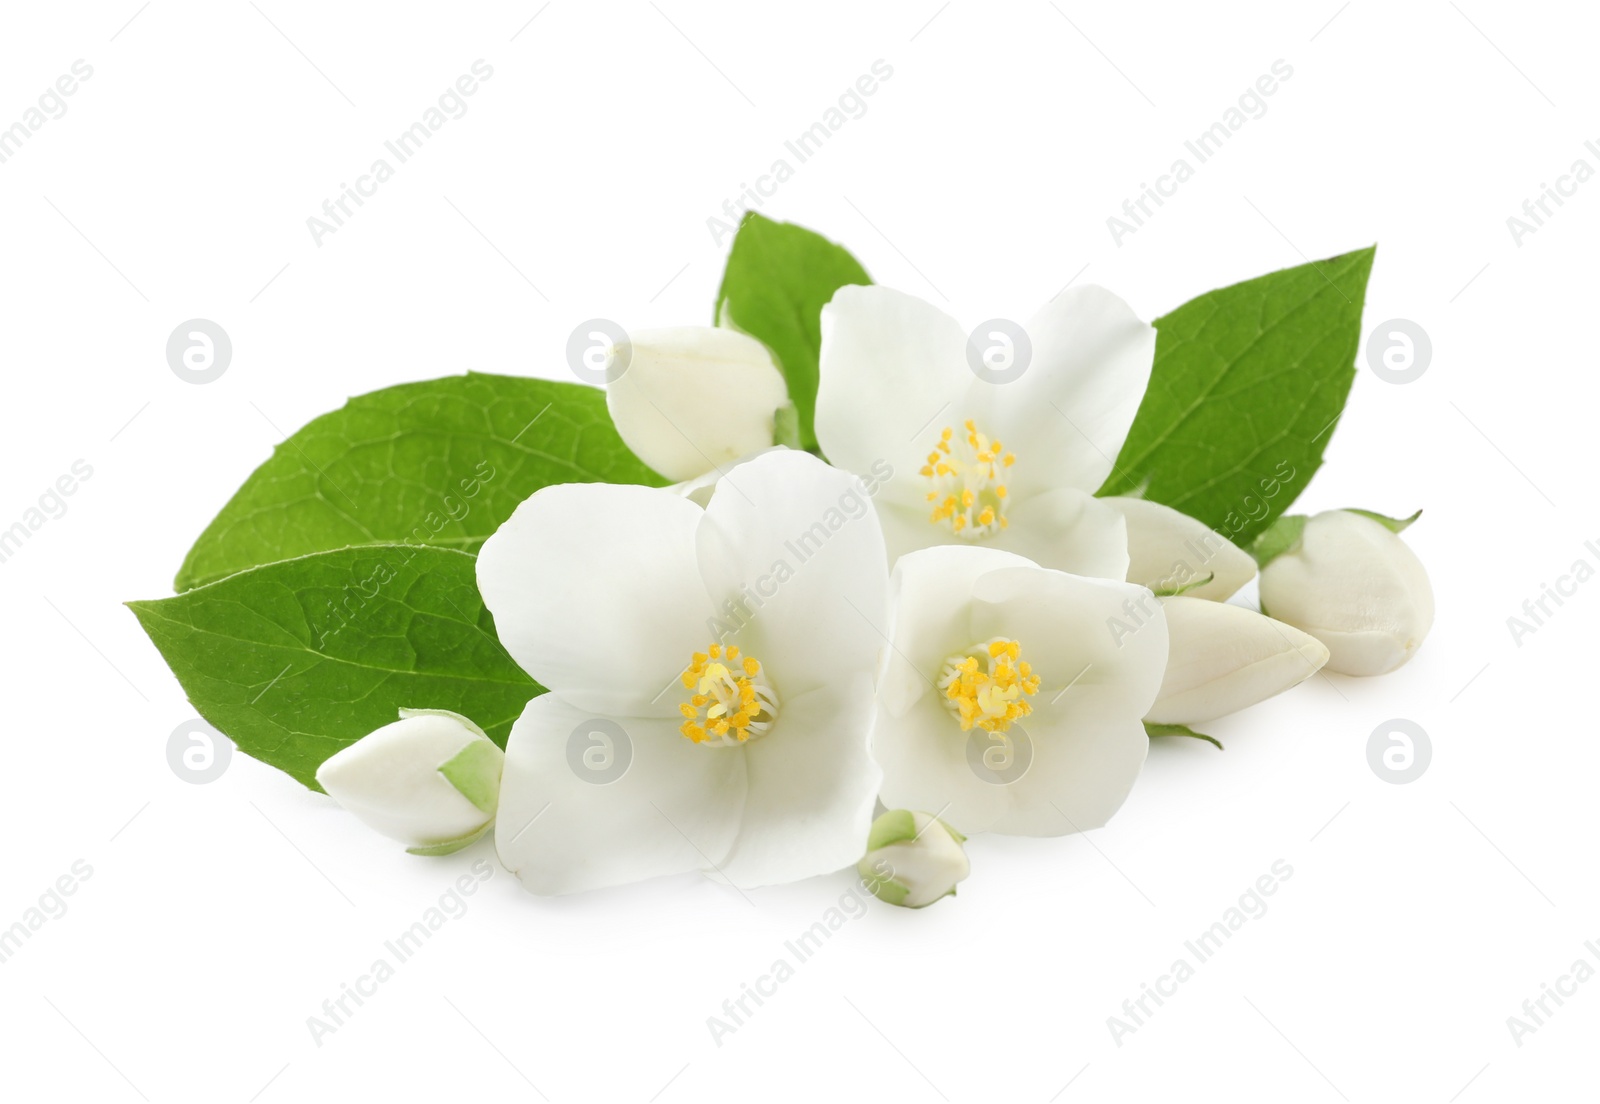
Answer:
[0,1,1593,1101]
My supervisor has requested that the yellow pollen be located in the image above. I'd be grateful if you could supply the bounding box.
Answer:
[921,420,1014,540]
[677,643,779,747]
[938,637,1042,734]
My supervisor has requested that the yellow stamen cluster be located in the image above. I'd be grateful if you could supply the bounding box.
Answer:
[921,420,1014,539]
[678,643,779,747]
[939,638,1041,733]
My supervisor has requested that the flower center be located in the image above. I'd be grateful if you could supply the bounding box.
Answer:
[678,643,779,747]
[921,420,1014,539]
[938,637,1040,733]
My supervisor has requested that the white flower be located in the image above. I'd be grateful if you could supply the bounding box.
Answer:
[315,709,503,855]
[873,545,1168,837]
[476,449,889,895]
[1258,510,1434,676]
[1146,597,1329,725]
[1103,497,1256,600]
[606,327,790,481]
[858,810,969,909]
[814,285,1156,577]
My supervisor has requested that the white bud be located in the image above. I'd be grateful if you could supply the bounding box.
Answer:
[1104,496,1256,600]
[1258,510,1434,676]
[315,709,503,855]
[1146,597,1330,724]
[857,810,969,909]
[605,326,791,481]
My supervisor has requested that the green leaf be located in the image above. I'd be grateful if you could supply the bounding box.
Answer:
[175,372,664,591]
[1099,246,1377,545]
[1247,514,1308,569]
[1145,722,1223,750]
[1345,507,1421,533]
[130,545,541,791]
[714,213,872,451]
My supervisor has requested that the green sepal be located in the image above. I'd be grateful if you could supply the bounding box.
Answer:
[772,401,802,449]
[1145,721,1224,750]
[1344,507,1422,533]
[406,821,492,857]
[1153,571,1215,598]
[859,869,911,907]
[865,809,919,850]
[437,739,502,814]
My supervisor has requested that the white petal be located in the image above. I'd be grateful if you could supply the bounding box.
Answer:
[711,675,881,889]
[966,565,1165,835]
[1104,497,1256,600]
[606,327,790,481]
[879,545,1037,719]
[984,285,1156,498]
[987,487,1130,579]
[316,712,498,849]
[875,553,1165,837]
[1147,597,1330,724]
[815,285,972,513]
[663,445,783,508]
[695,449,888,697]
[476,483,710,716]
[494,693,747,895]
[1258,510,1434,676]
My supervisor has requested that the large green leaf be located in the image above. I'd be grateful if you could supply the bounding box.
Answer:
[175,372,664,590]
[1099,247,1376,545]
[714,213,872,450]
[130,546,541,790]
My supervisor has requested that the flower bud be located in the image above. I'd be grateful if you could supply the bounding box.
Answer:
[1257,509,1433,676]
[605,326,792,481]
[857,810,969,909]
[315,709,504,855]
[1146,597,1329,724]
[1104,496,1256,600]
